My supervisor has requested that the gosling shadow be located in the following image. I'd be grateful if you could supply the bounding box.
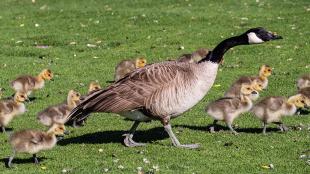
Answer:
[58,127,169,146]
[1,157,47,168]
[0,127,13,133]
[176,124,279,134]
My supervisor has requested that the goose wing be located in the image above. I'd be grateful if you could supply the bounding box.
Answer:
[69,61,192,121]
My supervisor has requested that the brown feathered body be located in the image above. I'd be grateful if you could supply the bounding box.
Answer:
[70,61,219,122]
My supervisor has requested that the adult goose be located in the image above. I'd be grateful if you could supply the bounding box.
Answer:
[68,27,282,148]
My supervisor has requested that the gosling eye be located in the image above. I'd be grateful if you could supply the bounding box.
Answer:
[301,100,305,104]
[268,69,271,72]
[246,87,251,90]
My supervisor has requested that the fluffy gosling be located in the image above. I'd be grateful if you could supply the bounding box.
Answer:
[178,48,209,63]
[206,84,259,135]
[114,57,147,81]
[0,92,27,133]
[37,90,80,127]
[7,123,66,168]
[297,74,310,90]
[251,94,306,134]
[11,69,53,96]
[88,81,101,94]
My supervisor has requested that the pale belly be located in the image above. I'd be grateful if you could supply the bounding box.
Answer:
[120,110,152,122]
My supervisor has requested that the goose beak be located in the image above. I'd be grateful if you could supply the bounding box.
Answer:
[269,32,283,40]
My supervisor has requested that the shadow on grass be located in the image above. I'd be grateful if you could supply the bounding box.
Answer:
[1,127,13,133]
[1,157,47,168]
[176,124,280,134]
[58,127,169,146]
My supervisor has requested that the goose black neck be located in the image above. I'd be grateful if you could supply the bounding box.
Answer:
[199,34,248,63]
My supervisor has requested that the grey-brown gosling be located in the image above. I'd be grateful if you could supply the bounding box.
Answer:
[206,84,259,135]
[114,57,147,81]
[37,90,80,127]
[7,123,66,168]
[178,48,209,63]
[0,92,28,133]
[11,69,53,96]
[298,87,310,107]
[297,74,310,90]
[224,65,272,97]
[251,94,306,134]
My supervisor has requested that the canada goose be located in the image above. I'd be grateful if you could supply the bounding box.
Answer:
[11,69,53,96]
[0,92,27,133]
[178,48,209,63]
[114,57,147,81]
[251,94,306,134]
[7,123,66,168]
[37,90,80,127]
[206,84,259,135]
[297,74,310,90]
[224,64,272,97]
[68,27,282,148]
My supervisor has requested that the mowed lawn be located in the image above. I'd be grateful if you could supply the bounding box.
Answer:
[0,0,309,173]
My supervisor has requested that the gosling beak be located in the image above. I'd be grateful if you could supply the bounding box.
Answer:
[50,78,55,81]
[251,91,258,95]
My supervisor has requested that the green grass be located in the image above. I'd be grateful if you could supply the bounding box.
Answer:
[0,0,309,173]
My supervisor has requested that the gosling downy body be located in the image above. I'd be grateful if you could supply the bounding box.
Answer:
[11,69,53,96]
[114,57,147,81]
[7,123,66,168]
[0,92,27,133]
[178,48,209,63]
[297,74,310,90]
[206,84,259,134]
[68,27,282,149]
[37,90,80,127]
[251,94,306,134]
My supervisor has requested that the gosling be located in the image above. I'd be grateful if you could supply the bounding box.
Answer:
[178,48,209,63]
[0,92,27,133]
[88,81,101,94]
[297,74,310,90]
[11,69,53,96]
[251,94,306,134]
[7,123,66,168]
[37,90,80,127]
[206,84,259,135]
[114,57,147,81]
[224,65,272,97]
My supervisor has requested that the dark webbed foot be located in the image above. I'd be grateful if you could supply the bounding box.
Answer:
[123,134,146,147]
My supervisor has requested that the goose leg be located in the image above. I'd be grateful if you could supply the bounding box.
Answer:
[123,121,146,147]
[227,123,238,135]
[164,124,199,149]
[210,120,218,133]
[7,150,15,168]
[1,126,6,133]
[33,154,39,164]
[262,122,268,135]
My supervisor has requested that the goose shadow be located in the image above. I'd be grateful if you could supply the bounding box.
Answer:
[1,157,47,168]
[58,127,169,146]
[175,124,280,134]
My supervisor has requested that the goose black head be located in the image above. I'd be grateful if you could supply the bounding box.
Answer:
[245,27,283,44]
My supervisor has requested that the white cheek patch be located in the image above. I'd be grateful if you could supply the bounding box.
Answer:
[247,32,264,44]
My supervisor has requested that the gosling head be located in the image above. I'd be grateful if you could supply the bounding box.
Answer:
[14,92,28,103]
[48,123,66,137]
[88,81,101,92]
[135,57,147,68]
[259,65,272,78]
[40,69,53,80]
[245,27,283,44]
[288,94,306,108]
[68,90,80,103]
[251,79,264,91]
[240,84,259,101]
